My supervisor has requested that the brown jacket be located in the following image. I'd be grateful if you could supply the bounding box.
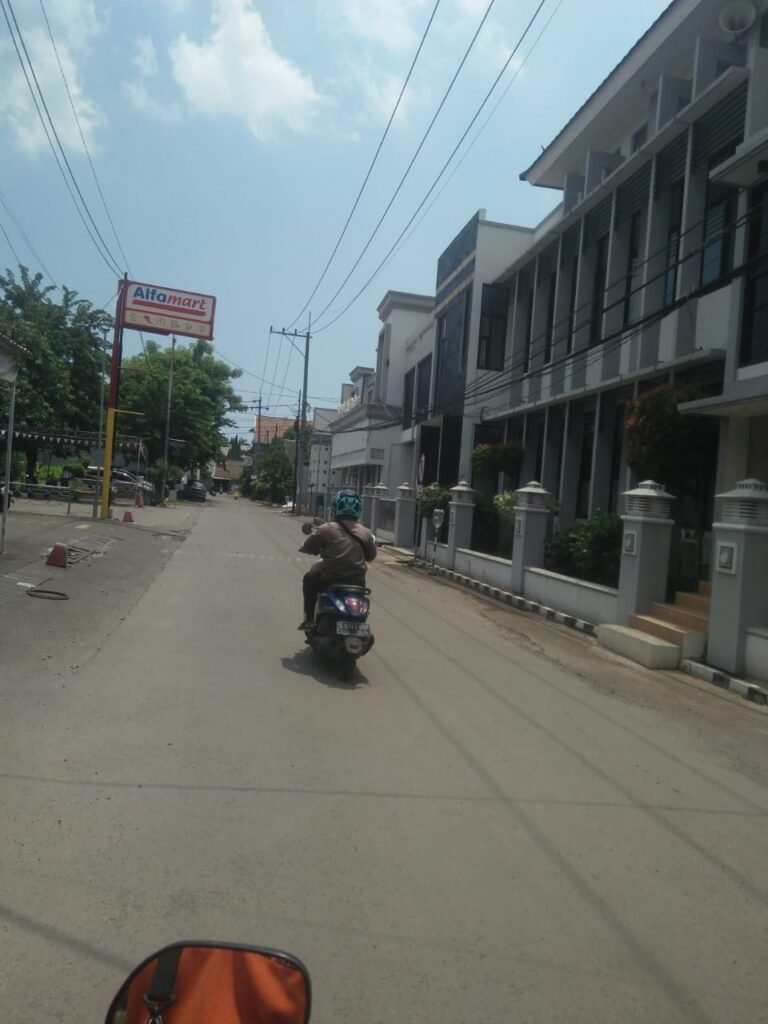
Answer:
[300,519,377,578]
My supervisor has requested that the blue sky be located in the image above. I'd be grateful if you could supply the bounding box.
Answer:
[0,0,670,436]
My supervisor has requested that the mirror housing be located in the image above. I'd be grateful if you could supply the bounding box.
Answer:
[105,942,311,1024]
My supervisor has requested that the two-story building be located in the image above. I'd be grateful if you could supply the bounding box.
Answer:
[461,0,767,549]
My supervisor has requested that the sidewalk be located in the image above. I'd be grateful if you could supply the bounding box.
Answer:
[0,504,200,578]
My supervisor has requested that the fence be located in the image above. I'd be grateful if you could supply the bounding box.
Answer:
[6,478,148,512]
[376,498,396,541]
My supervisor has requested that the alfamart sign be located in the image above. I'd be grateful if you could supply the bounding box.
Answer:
[122,280,216,339]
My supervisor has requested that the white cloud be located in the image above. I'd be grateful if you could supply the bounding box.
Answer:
[133,36,159,78]
[123,35,182,124]
[123,79,182,124]
[0,2,104,157]
[330,0,432,53]
[169,0,326,142]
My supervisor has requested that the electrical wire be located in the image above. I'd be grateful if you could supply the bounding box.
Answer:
[1,0,123,277]
[0,185,58,284]
[285,0,443,330]
[379,0,567,278]
[313,0,549,335]
[38,0,130,273]
[310,0,499,330]
[0,218,23,266]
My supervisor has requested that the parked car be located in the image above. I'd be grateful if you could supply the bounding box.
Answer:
[180,480,207,502]
[85,466,154,496]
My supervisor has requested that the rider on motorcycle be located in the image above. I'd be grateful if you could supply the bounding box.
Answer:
[298,490,376,630]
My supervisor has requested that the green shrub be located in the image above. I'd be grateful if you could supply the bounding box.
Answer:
[492,490,517,523]
[419,483,451,519]
[470,441,524,478]
[544,511,623,588]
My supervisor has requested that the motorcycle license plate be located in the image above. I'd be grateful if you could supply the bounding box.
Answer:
[336,621,370,637]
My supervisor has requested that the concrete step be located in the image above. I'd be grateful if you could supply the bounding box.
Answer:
[629,614,706,659]
[650,602,709,632]
[597,625,681,670]
[674,591,711,613]
[698,581,712,597]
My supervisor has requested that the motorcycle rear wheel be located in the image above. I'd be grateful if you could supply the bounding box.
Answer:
[338,654,356,682]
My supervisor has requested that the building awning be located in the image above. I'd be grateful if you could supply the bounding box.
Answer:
[679,394,768,418]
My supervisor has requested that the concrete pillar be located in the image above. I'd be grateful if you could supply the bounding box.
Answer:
[361,485,374,529]
[708,480,768,675]
[510,481,553,595]
[617,481,675,622]
[370,482,388,535]
[446,481,474,569]
[394,482,417,549]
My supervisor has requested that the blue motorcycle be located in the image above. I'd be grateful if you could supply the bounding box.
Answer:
[305,582,374,681]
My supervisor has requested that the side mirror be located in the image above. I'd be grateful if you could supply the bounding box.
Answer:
[301,522,313,535]
[105,942,311,1024]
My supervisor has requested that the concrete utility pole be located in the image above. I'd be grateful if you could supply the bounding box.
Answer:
[269,315,311,512]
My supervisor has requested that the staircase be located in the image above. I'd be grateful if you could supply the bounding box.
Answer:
[629,582,710,659]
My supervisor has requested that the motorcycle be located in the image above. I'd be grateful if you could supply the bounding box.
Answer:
[301,522,375,682]
[104,941,311,1023]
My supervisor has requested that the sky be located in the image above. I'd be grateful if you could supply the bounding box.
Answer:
[0,0,671,438]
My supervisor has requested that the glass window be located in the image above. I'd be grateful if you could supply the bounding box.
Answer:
[664,182,684,307]
[590,236,608,346]
[624,212,643,327]
[543,273,556,364]
[740,182,768,367]
[477,284,508,370]
[701,180,736,287]
[631,124,648,154]
[402,368,415,428]
[415,354,432,420]
[523,287,534,373]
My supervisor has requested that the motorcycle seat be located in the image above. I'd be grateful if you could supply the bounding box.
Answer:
[323,584,371,595]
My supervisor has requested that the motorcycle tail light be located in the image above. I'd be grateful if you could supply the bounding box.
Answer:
[344,597,366,616]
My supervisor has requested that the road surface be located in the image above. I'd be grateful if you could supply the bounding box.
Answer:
[1,498,767,1023]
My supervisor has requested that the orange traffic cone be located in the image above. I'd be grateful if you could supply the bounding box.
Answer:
[46,542,68,568]
[122,510,135,523]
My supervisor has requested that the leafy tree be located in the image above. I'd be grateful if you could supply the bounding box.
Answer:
[0,266,111,477]
[228,435,243,459]
[118,339,245,469]
[254,437,293,503]
[624,384,719,531]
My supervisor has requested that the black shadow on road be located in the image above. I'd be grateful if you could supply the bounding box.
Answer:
[281,649,369,690]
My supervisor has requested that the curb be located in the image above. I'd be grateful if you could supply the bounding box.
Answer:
[413,560,596,638]
[680,659,768,706]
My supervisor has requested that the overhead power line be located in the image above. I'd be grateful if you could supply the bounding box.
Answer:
[379,0,567,278]
[285,0,443,330]
[0,0,123,278]
[309,0,498,330]
[0,185,58,284]
[38,0,131,274]
[312,0,549,335]
[0,219,23,266]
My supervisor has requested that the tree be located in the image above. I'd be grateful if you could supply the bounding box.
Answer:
[254,437,293,503]
[0,266,111,476]
[624,384,719,512]
[228,435,243,459]
[118,339,245,469]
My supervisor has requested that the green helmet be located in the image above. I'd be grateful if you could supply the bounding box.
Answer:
[332,490,362,520]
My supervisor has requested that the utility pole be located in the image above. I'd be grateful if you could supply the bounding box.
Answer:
[255,395,268,447]
[292,390,301,515]
[161,334,177,504]
[269,314,311,512]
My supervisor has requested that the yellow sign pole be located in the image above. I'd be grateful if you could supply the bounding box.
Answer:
[99,278,127,519]
[99,407,117,519]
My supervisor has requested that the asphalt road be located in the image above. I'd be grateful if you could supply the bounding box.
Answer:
[1,498,767,1023]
